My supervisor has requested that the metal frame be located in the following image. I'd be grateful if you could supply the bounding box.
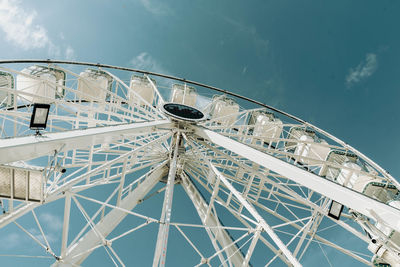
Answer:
[0,60,398,266]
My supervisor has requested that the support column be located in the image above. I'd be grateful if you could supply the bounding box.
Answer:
[153,134,180,267]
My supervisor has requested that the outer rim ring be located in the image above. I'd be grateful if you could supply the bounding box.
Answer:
[0,59,396,188]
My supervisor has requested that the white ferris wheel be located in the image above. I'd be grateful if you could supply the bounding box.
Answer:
[0,60,399,267]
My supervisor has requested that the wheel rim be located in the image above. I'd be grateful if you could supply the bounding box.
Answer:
[0,60,399,266]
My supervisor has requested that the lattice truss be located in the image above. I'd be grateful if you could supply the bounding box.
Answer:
[0,61,399,267]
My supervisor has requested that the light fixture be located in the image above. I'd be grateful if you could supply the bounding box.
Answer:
[328,200,344,220]
[30,103,50,135]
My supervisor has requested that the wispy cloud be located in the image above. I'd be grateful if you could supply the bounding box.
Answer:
[40,212,63,232]
[130,52,175,100]
[346,53,378,87]
[130,52,169,74]
[1,232,21,248]
[0,0,50,50]
[223,16,269,53]
[258,78,286,108]
[0,212,62,251]
[0,217,61,252]
[0,0,76,58]
[65,45,76,60]
[139,0,172,16]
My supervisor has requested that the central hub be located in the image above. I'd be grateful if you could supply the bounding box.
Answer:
[162,103,205,122]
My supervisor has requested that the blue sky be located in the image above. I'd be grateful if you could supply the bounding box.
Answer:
[0,0,399,266]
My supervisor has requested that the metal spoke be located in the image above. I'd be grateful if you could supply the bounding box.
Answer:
[0,60,399,266]
[153,134,180,267]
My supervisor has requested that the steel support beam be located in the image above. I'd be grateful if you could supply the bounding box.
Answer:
[0,120,171,164]
[194,126,400,233]
[153,135,180,267]
[60,193,72,259]
[180,172,245,266]
[208,163,301,267]
[0,202,38,229]
[54,163,168,266]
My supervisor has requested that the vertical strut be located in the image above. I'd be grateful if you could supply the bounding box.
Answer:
[153,133,180,267]
[209,164,302,267]
[61,192,72,259]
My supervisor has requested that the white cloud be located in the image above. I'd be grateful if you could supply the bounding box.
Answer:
[59,32,65,40]
[1,232,21,248]
[258,78,286,108]
[0,226,58,250]
[29,228,58,244]
[346,53,378,87]
[130,52,176,100]
[0,0,76,59]
[139,0,172,16]
[65,45,76,60]
[0,0,51,50]
[223,16,269,54]
[130,52,168,74]
[40,212,63,231]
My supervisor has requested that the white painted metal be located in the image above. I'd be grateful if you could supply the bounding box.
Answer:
[180,172,245,266]
[208,163,301,267]
[77,69,111,101]
[60,192,71,259]
[0,120,171,164]
[0,71,14,107]
[100,68,165,119]
[1,61,399,266]
[194,126,400,233]
[146,75,165,104]
[242,226,261,266]
[171,84,197,107]
[293,135,330,165]
[250,111,283,143]
[210,95,239,126]
[16,66,63,103]
[0,202,39,228]
[0,165,42,201]
[153,135,180,267]
[129,75,155,106]
[56,163,168,266]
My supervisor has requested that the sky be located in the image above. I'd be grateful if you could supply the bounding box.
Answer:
[0,0,400,266]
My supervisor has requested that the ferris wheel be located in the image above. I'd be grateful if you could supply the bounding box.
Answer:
[0,60,399,267]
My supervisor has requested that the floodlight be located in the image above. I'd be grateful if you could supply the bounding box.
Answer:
[30,103,50,134]
[328,200,344,220]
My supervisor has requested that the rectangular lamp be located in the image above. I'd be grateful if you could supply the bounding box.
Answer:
[30,103,50,130]
[328,200,344,220]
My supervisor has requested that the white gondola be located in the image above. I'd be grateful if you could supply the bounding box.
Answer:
[335,162,397,202]
[210,95,239,126]
[286,127,330,165]
[321,151,398,202]
[2,61,400,266]
[77,69,113,101]
[170,84,197,107]
[336,162,376,189]
[249,111,283,144]
[320,151,358,180]
[371,199,400,267]
[16,65,65,103]
[129,75,155,106]
[321,150,400,267]
[0,164,43,202]
[0,71,14,107]
[358,181,398,203]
